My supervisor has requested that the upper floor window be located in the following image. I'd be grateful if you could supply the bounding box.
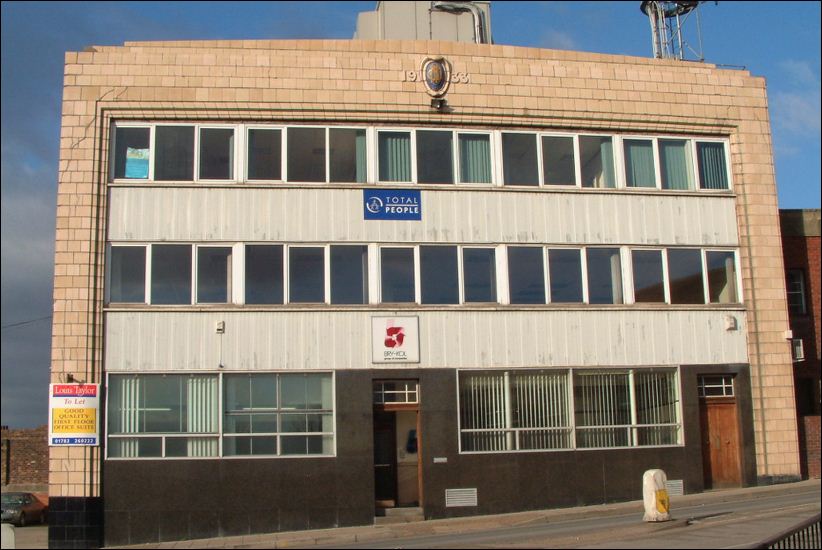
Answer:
[155,126,195,181]
[786,269,807,315]
[696,142,729,190]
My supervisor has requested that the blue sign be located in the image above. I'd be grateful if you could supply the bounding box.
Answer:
[364,189,422,220]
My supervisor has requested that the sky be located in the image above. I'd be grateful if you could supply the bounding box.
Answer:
[1,1,820,429]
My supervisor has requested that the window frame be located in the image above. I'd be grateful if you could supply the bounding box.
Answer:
[105,371,336,460]
[539,132,580,188]
[694,139,733,192]
[245,125,286,183]
[110,123,154,182]
[196,124,239,183]
[106,243,149,305]
[786,269,808,315]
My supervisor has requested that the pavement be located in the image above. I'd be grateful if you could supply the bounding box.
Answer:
[2,480,818,549]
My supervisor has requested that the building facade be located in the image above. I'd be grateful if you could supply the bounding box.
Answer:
[50,9,800,548]
[780,209,821,479]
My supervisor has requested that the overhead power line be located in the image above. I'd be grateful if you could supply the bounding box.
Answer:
[1,315,53,330]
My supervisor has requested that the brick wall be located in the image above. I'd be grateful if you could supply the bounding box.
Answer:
[799,416,821,479]
[1,425,49,487]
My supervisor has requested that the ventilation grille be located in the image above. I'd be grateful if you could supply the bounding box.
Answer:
[665,479,685,496]
[445,488,478,507]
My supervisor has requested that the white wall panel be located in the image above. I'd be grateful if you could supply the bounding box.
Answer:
[108,188,739,246]
[105,309,748,372]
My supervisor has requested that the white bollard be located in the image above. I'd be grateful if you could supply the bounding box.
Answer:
[642,469,671,522]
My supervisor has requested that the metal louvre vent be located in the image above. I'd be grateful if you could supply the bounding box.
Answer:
[445,488,478,507]
[665,479,685,496]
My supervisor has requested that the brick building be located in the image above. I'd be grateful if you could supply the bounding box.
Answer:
[49,2,801,547]
[1,425,49,489]
[780,209,821,479]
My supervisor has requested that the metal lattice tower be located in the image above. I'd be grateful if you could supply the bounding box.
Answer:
[640,1,706,61]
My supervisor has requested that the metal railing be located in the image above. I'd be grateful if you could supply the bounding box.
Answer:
[755,513,820,549]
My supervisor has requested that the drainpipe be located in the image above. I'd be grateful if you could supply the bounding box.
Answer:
[431,1,486,44]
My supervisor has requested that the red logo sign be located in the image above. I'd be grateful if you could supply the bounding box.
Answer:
[52,384,97,397]
[384,326,405,348]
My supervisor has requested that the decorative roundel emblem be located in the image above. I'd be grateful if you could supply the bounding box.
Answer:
[365,196,383,214]
[421,56,451,98]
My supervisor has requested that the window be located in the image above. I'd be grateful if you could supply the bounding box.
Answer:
[624,139,656,188]
[420,246,459,304]
[459,368,680,453]
[417,130,454,184]
[667,249,704,304]
[330,245,368,304]
[374,380,419,404]
[458,134,492,184]
[463,248,497,303]
[151,244,192,305]
[659,139,694,190]
[541,136,576,186]
[287,127,326,182]
[107,374,218,458]
[247,128,282,181]
[586,248,623,304]
[154,126,194,181]
[109,246,146,303]
[113,127,150,180]
[502,133,539,186]
[574,369,680,448]
[225,373,334,456]
[197,247,232,303]
[245,245,283,304]
[696,142,729,190]
[508,247,545,304]
[329,128,367,183]
[548,248,583,303]
[199,128,234,180]
[460,370,571,452]
[632,250,665,303]
[380,247,415,303]
[289,247,325,303]
[706,251,738,304]
[379,131,411,182]
[791,339,805,362]
[698,375,734,397]
[579,136,615,188]
[787,269,807,315]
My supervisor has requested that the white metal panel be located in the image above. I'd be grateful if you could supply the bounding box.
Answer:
[108,188,740,247]
[105,309,748,372]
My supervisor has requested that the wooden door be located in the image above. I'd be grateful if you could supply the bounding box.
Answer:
[700,398,742,488]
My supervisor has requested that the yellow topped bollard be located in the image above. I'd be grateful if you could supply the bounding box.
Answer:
[643,469,671,522]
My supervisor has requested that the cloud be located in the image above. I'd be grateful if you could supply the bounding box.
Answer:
[771,89,822,137]
[779,59,821,88]
[539,29,577,51]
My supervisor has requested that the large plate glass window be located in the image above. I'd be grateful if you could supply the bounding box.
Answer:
[458,133,492,184]
[420,246,458,304]
[667,248,705,304]
[579,136,615,188]
[245,245,284,304]
[541,136,576,186]
[632,249,665,303]
[197,246,232,303]
[199,128,234,180]
[329,128,367,183]
[109,246,146,303]
[380,247,415,303]
[548,248,583,303]
[113,126,150,180]
[508,247,545,304]
[154,126,194,181]
[463,248,497,303]
[502,133,539,186]
[330,245,368,304]
[379,131,412,182]
[107,374,218,458]
[247,128,282,181]
[417,130,454,184]
[623,138,656,188]
[659,139,694,190]
[287,127,326,182]
[151,244,192,305]
[586,248,623,304]
[696,142,729,190]
[289,247,325,303]
[706,251,738,304]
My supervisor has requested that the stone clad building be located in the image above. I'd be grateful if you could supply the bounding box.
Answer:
[49,2,800,547]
